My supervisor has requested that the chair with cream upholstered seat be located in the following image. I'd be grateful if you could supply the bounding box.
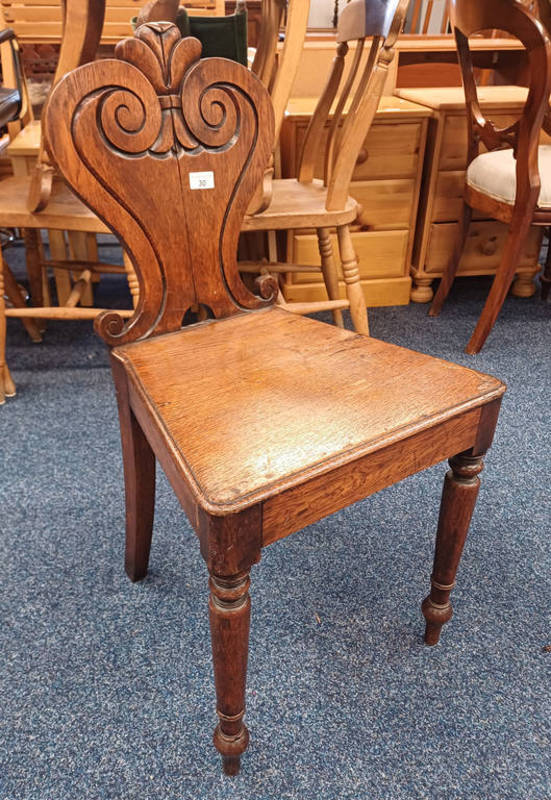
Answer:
[465,146,551,211]
[429,0,551,353]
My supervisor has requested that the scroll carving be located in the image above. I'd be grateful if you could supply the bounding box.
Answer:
[45,23,276,346]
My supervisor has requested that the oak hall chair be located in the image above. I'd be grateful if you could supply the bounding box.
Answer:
[429,0,551,353]
[45,21,505,775]
[240,0,409,335]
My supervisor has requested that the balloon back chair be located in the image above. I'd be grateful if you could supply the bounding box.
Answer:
[429,0,551,352]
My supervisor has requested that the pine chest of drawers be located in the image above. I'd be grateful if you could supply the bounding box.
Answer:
[279,95,431,307]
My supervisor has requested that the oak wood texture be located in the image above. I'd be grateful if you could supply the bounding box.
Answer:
[114,307,504,514]
[279,95,430,308]
[245,0,410,332]
[46,25,276,345]
[396,84,550,307]
[45,20,506,775]
[427,0,551,352]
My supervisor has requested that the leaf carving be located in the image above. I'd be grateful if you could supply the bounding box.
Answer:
[45,22,276,346]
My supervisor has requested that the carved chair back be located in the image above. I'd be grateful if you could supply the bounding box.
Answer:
[451,0,551,209]
[137,0,180,26]
[296,0,409,213]
[44,23,276,347]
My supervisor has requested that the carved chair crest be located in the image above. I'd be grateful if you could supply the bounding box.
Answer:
[44,22,276,346]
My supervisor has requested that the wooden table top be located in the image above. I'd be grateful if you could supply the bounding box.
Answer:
[395,85,530,112]
[284,94,433,122]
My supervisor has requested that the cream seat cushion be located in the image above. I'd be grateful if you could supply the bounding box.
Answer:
[466,145,551,209]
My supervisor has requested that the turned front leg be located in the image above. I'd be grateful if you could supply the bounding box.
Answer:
[317,228,344,328]
[422,452,484,645]
[336,224,369,335]
[209,570,251,776]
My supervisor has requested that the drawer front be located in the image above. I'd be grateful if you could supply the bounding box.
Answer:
[289,229,409,282]
[425,221,542,274]
[440,114,520,171]
[432,171,485,223]
[353,178,415,230]
[353,122,422,180]
[290,121,422,182]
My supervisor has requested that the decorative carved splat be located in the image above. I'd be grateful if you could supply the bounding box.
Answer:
[44,23,276,346]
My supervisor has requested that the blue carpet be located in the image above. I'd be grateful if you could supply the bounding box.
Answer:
[1,241,550,799]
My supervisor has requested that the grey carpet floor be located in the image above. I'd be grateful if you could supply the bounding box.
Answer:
[1,241,550,800]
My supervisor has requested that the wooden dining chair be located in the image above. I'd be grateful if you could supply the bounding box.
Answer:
[429,0,551,352]
[45,21,505,774]
[0,0,140,403]
[409,0,450,34]
[0,25,30,401]
[240,0,409,335]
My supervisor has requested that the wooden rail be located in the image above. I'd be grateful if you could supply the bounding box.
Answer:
[0,0,225,44]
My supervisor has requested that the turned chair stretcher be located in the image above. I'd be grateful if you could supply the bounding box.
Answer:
[44,21,506,776]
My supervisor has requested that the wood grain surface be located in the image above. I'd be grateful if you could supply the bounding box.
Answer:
[44,20,508,776]
[116,307,505,512]
[46,23,277,346]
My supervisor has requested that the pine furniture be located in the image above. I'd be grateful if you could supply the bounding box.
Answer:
[46,20,505,774]
[279,94,430,308]
[0,0,224,44]
[0,0,137,404]
[428,0,551,352]
[241,0,411,333]
[396,85,550,305]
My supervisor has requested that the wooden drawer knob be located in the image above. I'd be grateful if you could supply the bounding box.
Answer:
[356,148,368,165]
[480,235,498,256]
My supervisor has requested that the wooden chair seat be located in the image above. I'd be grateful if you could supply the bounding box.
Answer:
[466,145,551,209]
[243,178,358,231]
[0,175,110,232]
[114,306,504,521]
